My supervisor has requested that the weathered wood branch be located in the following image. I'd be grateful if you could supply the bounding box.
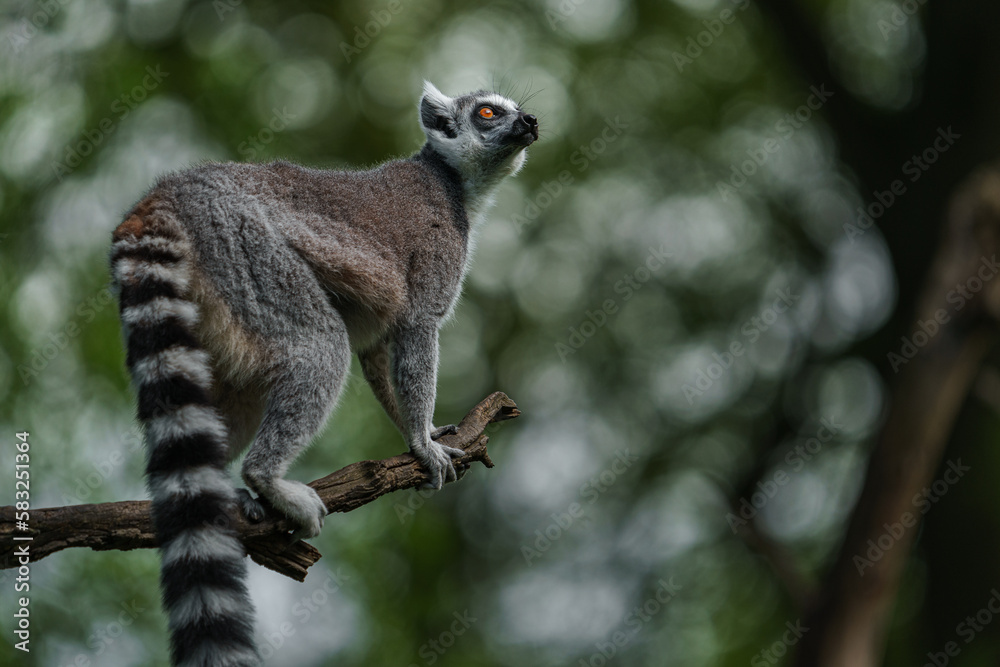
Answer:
[0,392,519,582]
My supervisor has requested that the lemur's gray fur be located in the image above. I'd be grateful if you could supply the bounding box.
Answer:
[110,81,538,667]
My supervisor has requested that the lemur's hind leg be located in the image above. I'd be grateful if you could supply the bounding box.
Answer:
[216,381,267,521]
[240,319,350,538]
[218,380,267,460]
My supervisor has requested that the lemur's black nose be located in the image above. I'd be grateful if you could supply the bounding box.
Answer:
[519,113,539,139]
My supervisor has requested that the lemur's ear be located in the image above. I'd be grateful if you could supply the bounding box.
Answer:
[420,81,458,139]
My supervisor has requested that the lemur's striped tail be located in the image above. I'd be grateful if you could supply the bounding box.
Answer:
[111,210,260,667]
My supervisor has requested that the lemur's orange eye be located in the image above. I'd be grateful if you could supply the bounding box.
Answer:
[478,107,495,119]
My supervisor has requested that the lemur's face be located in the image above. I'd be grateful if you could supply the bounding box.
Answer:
[419,81,538,178]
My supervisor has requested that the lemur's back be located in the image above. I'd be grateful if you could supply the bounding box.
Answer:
[125,154,469,368]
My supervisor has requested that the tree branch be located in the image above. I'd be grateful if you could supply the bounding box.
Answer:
[0,392,520,582]
[794,166,1000,666]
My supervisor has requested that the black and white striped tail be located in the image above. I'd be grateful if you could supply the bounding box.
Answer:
[111,223,260,667]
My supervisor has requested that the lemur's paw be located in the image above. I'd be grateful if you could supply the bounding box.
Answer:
[270,480,327,540]
[413,439,466,490]
[236,488,267,523]
[430,424,459,440]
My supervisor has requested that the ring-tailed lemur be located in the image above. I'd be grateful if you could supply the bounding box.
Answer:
[110,82,537,666]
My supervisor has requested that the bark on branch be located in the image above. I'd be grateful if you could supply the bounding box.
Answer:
[0,392,520,582]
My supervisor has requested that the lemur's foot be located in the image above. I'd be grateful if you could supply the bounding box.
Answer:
[253,479,326,540]
[413,439,466,490]
[282,481,327,540]
[430,424,459,440]
[236,488,267,523]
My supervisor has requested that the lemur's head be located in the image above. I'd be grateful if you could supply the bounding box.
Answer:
[418,81,538,185]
